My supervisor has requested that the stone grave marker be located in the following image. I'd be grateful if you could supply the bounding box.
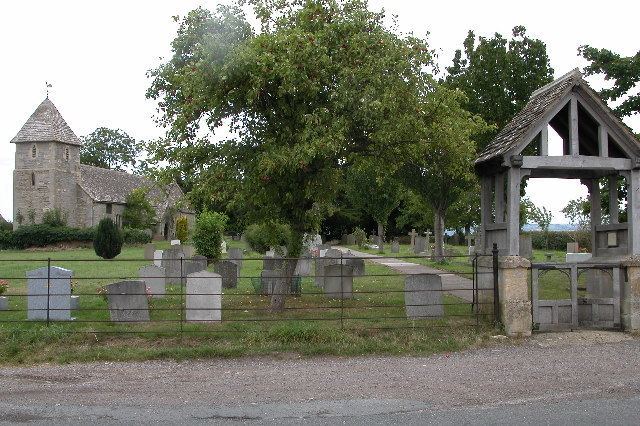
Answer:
[184,255,208,277]
[323,264,353,299]
[404,274,444,319]
[263,254,285,271]
[228,248,243,270]
[424,231,433,256]
[567,242,579,253]
[162,247,185,284]
[391,241,400,253]
[346,234,356,245]
[343,252,365,277]
[214,260,239,289]
[519,235,533,259]
[295,253,312,276]
[27,266,73,321]
[183,245,195,258]
[71,295,79,310]
[259,269,281,295]
[186,271,222,322]
[153,250,163,267]
[139,265,167,298]
[171,239,181,246]
[413,236,427,254]
[105,280,150,322]
[221,240,227,254]
[143,243,156,261]
[408,229,418,249]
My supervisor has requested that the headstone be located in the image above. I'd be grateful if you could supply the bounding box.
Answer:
[414,236,427,254]
[323,264,353,299]
[346,234,356,245]
[265,249,275,257]
[171,239,181,246]
[228,248,243,270]
[70,295,79,310]
[259,269,282,295]
[221,240,227,254]
[263,254,285,271]
[153,250,163,267]
[519,235,533,259]
[408,229,418,248]
[424,232,433,256]
[138,265,167,298]
[341,234,349,245]
[105,280,150,322]
[186,271,222,322]
[214,260,239,289]
[466,235,476,256]
[343,252,365,276]
[567,242,579,253]
[183,245,195,258]
[143,243,156,261]
[566,253,592,263]
[162,247,185,284]
[295,253,312,276]
[391,241,400,253]
[184,255,208,277]
[404,274,444,319]
[0,296,8,311]
[27,266,73,321]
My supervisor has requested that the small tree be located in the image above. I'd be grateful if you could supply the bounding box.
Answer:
[122,188,156,230]
[530,204,553,250]
[562,197,590,243]
[175,217,189,242]
[94,218,123,259]
[192,211,228,262]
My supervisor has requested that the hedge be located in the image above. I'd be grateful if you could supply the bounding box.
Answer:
[0,225,151,250]
[527,230,591,252]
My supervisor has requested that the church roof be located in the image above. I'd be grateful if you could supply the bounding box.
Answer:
[78,165,193,217]
[11,98,82,146]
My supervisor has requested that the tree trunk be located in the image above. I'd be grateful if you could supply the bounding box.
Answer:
[270,230,304,312]
[434,209,445,262]
[377,221,385,253]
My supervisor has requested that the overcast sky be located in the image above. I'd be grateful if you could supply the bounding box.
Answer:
[1,0,638,223]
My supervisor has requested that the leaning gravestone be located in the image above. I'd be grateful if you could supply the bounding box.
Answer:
[391,241,400,253]
[323,264,353,299]
[105,280,150,322]
[143,243,156,261]
[153,250,163,267]
[228,248,243,270]
[214,260,239,289]
[184,255,208,277]
[138,265,167,298]
[413,236,427,254]
[183,245,195,259]
[186,271,222,322]
[404,274,444,319]
[27,266,73,321]
[162,247,185,284]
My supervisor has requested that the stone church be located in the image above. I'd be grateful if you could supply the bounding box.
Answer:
[11,98,194,239]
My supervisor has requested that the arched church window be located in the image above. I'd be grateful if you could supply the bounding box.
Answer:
[31,172,35,186]
[31,145,36,158]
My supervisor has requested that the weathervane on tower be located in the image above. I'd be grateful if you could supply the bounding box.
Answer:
[45,81,52,98]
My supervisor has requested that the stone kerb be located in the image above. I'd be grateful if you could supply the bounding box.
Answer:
[498,256,532,337]
[105,280,150,322]
[27,266,73,321]
[186,270,222,322]
[621,256,640,330]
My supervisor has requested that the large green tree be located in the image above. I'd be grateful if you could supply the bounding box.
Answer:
[446,26,554,150]
[147,0,434,311]
[579,46,640,119]
[80,127,141,171]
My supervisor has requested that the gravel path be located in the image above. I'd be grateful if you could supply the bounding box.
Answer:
[0,331,638,423]
[336,246,474,301]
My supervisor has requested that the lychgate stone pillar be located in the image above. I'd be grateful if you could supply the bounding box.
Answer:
[498,256,532,337]
[622,256,640,330]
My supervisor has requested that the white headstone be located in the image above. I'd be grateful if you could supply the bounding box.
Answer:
[221,240,227,254]
[186,270,222,322]
[171,239,181,246]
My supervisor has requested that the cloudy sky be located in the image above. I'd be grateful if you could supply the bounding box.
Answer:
[0,0,638,223]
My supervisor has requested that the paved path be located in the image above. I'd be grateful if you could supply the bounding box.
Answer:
[335,247,474,302]
[0,331,637,424]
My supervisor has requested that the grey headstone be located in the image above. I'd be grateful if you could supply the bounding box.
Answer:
[228,248,243,270]
[106,280,150,322]
[184,255,208,277]
[519,235,533,259]
[214,260,239,289]
[183,245,195,258]
[153,250,163,267]
[0,296,9,310]
[263,254,285,271]
[70,295,79,310]
[186,270,222,322]
[414,236,427,254]
[162,247,185,284]
[343,252,365,277]
[323,264,353,299]
[260,269,282,295]
[138,265,167,298]
[295,254,312,276]
[404,274,444,319]
[391,241,400,253]
[27,266,73,321]
[346,234,356,245]
[143,243,156,261]
[567,242,579,253]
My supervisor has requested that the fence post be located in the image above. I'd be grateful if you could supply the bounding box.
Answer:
[492,243,500,325]
[340,251,344,330]
[46,257,51,326]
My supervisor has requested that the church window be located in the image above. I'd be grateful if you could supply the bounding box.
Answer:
[65,147,69,161]
[31,172,35,186]
[106,203,112,214]
[31,145,37,158]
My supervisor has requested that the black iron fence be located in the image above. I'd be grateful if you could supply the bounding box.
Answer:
[0,251,499,335]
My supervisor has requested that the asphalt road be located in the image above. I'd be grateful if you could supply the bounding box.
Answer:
[0,331,638,425]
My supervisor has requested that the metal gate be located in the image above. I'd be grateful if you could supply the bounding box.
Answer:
[532,263,621,331]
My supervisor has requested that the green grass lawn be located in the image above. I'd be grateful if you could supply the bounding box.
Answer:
[0,239,495,364]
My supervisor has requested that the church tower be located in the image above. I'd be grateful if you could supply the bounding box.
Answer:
[11,98,82,229]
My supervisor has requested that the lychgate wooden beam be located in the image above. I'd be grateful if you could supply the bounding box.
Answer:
[628,170,640,255]
[495,173,505,223]
[598,125,609,157]
[570,97,579,156]
[506,168,521,255]
[540,127,549,156]
[609,175,619,224]
[520,155,632,171]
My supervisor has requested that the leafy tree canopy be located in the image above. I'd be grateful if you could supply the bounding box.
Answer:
[122,188,156,230]
[579,45,640,118]
[446,26,554,150]
[81,127,141,172]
